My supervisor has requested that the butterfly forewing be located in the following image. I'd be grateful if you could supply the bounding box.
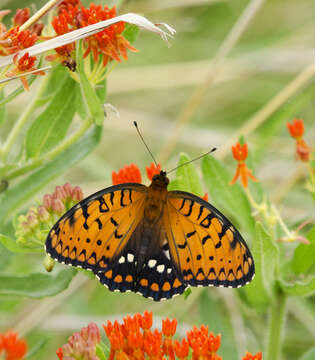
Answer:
[45,183,146,272]
[164,191,255,288]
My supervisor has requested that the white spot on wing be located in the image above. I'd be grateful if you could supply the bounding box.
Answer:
[127,253,134,262]
[148,259,157,268]
[118,256,125,264]
[167,268,172,274]
[157,264,165,273]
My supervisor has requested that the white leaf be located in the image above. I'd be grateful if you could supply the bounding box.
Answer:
[0,13,176,68]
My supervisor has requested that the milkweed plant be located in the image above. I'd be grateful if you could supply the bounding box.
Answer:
[0,1,314,360]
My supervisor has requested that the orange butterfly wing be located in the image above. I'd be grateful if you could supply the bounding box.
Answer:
[164,191,255,288]
[45,183,146,273]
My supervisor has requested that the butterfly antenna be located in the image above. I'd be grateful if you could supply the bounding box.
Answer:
[167,147,217,174]
[133,121,158,167]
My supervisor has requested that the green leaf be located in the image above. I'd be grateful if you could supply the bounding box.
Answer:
[201,155,255,238]
[244,222,279,311]
[0,234,42,253]
[40,64,70,99]
[279,274,315,297]
[292,226,315,275]
[0,125,102,225]
[0,241,12,270]
[25,77,77,159]
[77,41,104,125]
[168,153,203,196]
[96,343,107,360]
[200,290,238,360]
[96,79,107,105]
[299,347,315,360]
[26,338,48,359]
[123,23,140,43]
[0,268,76,298]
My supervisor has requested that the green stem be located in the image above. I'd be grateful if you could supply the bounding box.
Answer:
[0,73,51,162]
[266,291,287,360]
[5,118,93,180]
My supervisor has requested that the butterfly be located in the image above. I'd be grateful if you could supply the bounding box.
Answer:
[45,170,255,301]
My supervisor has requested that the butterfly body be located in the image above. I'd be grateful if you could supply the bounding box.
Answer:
[46,171,254,301]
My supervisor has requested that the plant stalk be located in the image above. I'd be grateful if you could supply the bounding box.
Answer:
[266,291,287,360]
[1,72,51,162]
[5,118,93,180]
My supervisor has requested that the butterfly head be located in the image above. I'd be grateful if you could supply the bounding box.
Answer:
[152,170,169,188]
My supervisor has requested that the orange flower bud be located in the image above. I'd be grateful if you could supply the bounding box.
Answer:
[287,118,304,139]
[231,142,248,161]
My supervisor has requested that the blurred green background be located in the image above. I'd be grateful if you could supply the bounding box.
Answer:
[1,0,315,359]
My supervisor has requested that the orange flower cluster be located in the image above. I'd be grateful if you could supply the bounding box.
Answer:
[112,162,161,185]
[103,311,222,360]
[230,143,258,188]
[242,352,262,360]
[287,118,312,162]
[49,0,137,68]
[0,331,27,360]
[112,162,209,201]
[0,7,44,90]
[112,163,143,184]
[56,313,262,360]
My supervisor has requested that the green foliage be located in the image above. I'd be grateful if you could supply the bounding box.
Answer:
[0,234,42,253]
[279,272,315,297]
[76,41,104,125]
[0,126,102,225]
[201,155,255,238]
[168,152,203,195]
[25,77,77,158]
[244,222,279,311]
[26,338,48,359]
[96,342,110,360]
[299,348,315,360]
[0,268,76,298]
[292,226,315,275]
[123,23,140,43]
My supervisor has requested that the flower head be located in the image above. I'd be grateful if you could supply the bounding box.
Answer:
[287,118,304,139]
[230,142,258,188]
[112,163,142,184]
[15,183,84,254]
[0,331,27,360]
[242,352,262,360]
[48,2,138,75]
[286,119,312,162]
[5,52,45,91]
[57,322,100,360]
[56,312,261,360]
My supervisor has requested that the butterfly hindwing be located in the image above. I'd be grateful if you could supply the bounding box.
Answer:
[96,227,187,301]
[164,191,255,288]
[135,243,187,301]
[45,183,146,272]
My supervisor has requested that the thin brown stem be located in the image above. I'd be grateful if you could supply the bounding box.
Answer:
[158,0,265,163]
